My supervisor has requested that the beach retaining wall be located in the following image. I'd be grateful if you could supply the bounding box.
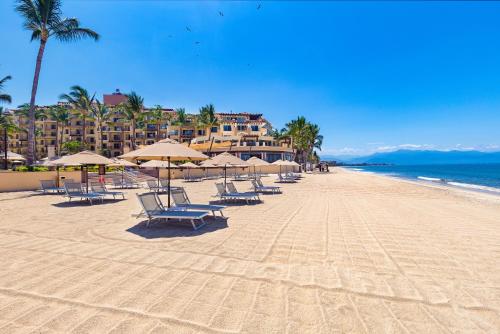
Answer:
[0,171,82,192]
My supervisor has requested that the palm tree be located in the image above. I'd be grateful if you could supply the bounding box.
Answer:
[0,108,21,170]
[48,105,69,155]
[285,116,323,166]
[149,105,165,142]
[0,74,12,104]
[173,107,188,140]
[123,92,144,150]
[285,116,309,163]
[91,100,110,154]
[15,0,99,164]
[199,104,218,140]
[305,123,323,162]
[15,103,47,161]
[59,85,95,149]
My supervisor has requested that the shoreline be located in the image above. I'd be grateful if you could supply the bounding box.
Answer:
[341,166,500,203]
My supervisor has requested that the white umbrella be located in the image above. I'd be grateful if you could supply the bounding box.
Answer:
[121,139,207,207]
[203,152,249,186]
[246,156,270,177]
[52,151,114,192]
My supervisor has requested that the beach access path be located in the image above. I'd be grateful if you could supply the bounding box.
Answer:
[0,169,499,333]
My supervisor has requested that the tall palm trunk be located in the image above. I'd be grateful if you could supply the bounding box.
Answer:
[131,120,136,150]
[157,123,160,142]
[98,120,103,153]
[60,122,65,153]
[81,114,86,149]
[27,38,47,165]
[121,126,126,154]
[55,121,59,156]
[3,129,8,170]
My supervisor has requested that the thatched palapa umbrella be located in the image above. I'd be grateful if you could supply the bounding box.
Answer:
[119,138,207,207]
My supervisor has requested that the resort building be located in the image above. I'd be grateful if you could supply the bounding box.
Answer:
[6,91,294,162]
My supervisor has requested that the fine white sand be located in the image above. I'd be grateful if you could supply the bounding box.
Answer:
[0,169,499,333]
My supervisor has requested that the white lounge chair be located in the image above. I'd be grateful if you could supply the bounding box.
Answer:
[112,176,140,189]
[171,188,226,217]
[136,192,209,230]
[63,182,104,205]
[252,179,281,194]
[146,179,167,193]
[40,180,64,194]
[276,173,296,183]
[214,182,259,204]
[183,170,202,182]
[90,182,125,200]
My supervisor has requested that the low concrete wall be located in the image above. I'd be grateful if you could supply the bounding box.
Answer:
[0,171,82,192]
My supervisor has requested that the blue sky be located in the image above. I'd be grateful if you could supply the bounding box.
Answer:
[1,1,500,156]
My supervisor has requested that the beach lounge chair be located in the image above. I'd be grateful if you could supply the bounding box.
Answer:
[252,179,281,194]
[226,182,259,199]
[232,173,248,181]
[136,192,209,229]
[183,170,202,182]
[63,182,104,205]
[276,173,296,183]
[112,176,140,189]
[39,180,64,194]
[146,179,167,193]
[215,182,259,204]
[90,182,125,200]
[170,188,226,217]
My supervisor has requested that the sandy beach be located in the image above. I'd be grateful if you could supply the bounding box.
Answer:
[0,169,499,333]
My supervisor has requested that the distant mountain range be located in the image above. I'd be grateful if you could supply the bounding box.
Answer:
[321,150,500,165]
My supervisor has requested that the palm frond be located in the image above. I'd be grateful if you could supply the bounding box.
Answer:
[52,18,99,42]
[0,94,12,104]
[15,0,43,31]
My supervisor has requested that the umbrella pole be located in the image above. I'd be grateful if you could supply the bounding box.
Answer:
[56,166,60,188]
[167,157,171,208]
[157,167,160,188]
[86,165,89,193]
[224,164,227,187]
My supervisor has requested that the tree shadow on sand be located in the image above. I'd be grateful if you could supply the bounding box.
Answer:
[127,216,229,239]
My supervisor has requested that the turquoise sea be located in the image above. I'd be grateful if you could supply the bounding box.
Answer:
[346,164,500,194]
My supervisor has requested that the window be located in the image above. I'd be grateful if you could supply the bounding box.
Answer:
[90,146,95,151]
[266,153,282,163]
[197,129,205,136]
[237,125,246,131]
[223,125,232,131]
[211,126,218,133]
[113,143,121,149]
[50,124,56,130]
[102,135,107,140]
[251,125,259,132]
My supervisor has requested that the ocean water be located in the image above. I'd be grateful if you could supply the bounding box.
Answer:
[346,164,500,193]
